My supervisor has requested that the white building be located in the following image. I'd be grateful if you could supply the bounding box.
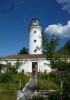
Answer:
[0,18,52,74]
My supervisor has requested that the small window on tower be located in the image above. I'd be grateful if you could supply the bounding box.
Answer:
[34,31,36,33]
[34,49,37,52]
[34,40,37,42]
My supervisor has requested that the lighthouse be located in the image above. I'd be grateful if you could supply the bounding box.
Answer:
[28,18,42,54]
[1,18,52,74]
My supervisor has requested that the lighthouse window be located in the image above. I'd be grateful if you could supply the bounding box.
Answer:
[34,49,37,52]
[34,40,37,42]
[36,46,39,49]
[34,31,36,33]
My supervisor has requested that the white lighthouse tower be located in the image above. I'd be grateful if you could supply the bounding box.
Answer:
[28,18,42,54]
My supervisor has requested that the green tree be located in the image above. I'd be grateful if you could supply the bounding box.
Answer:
[42,33,60,58]
[18,47,28,54]
[42,33,70,100]
[57,39,70,56]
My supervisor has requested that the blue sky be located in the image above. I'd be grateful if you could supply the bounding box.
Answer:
[0,0,70,56]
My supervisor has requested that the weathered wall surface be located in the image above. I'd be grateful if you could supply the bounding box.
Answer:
[0,59,52,73]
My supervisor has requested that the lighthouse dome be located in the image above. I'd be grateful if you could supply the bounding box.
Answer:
[28,18,42,31]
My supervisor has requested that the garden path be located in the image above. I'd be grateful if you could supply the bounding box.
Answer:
[18,75,37,100]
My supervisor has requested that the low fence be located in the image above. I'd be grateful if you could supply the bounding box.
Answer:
[17,78,32,100]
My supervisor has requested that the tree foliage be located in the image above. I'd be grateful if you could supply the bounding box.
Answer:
[57,39,70,56]
[18,47,28,54]
[42,33,60,58]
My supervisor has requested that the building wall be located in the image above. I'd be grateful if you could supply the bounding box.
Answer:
[0,58,52,73]
[29,28,42,54]
[17,59,52,73]
[39,60,52,73]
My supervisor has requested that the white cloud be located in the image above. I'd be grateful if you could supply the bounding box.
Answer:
[56,0,70,13]
[45,21,70,37]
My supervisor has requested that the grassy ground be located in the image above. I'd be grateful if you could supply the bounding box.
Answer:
[0,91,16,100]
[35,71,70,100]
[37,72,60,90]
[0,73,30,100]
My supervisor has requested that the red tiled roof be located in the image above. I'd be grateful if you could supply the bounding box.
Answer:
[2,54,47,59]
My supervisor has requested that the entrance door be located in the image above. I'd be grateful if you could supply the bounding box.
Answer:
[32,62,38,76]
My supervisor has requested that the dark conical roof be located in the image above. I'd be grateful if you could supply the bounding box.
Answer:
[32,17,39,22]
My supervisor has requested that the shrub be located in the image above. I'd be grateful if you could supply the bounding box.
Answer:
[0,72,13,83]
[48,92,61,100]
[30,95,46,100]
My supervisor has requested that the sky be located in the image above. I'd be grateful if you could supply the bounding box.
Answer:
[0,0,70,56]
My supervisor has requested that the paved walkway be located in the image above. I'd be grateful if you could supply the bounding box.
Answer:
[18,75,37,100]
